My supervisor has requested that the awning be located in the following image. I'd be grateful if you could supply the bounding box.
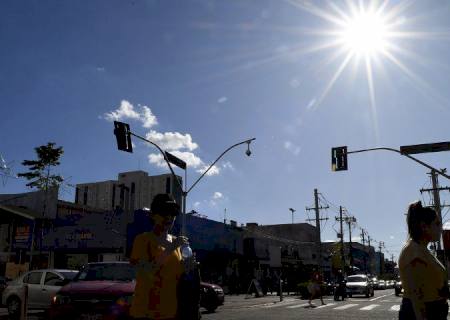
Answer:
[0,204,36,222]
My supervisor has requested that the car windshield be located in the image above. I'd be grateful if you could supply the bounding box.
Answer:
[347,276,366,283]
[74,264,136,282]
[60,271,78,280]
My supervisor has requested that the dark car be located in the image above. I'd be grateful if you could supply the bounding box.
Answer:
[49,262,135,320]
[200,281,224,312]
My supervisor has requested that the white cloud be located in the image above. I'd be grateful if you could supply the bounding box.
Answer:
[103,100,158,128]
[146,130,198,151]
[352,236,361,242]
[197,165,220,176]
[148,151,203,168]
[217,96,228,103]
[284,141,301,156]
[193,201,201,208]
[168,151,203,168]
[389,235,395,240]
[140,106,158,128]
[222,161,234,171]
[213,192,223,200]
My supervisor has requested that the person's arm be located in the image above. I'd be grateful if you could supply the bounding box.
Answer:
[403,257,428,320]
[130,234,159,272]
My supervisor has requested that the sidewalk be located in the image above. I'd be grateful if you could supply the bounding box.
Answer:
[221,292,304,309]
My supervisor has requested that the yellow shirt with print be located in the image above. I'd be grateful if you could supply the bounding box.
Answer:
[129,232,184,319]
[399,238,448,303]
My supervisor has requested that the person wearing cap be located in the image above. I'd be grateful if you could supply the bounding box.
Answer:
[129,193,190,320]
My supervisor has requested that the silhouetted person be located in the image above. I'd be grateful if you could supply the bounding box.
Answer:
[398,200,448,320]
[308,268,325,307]
[129,194,198,320]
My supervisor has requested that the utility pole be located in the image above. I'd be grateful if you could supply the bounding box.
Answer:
[361,228,367,273]
[420,169,450,253]
[289,208,296,224]
[345,216,357,273]
[306,189,329,271]
[378,241,385,276]
[367,235,372,274]
[335,206,346,273]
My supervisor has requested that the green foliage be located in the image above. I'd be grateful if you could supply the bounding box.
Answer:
[18,142,64,190]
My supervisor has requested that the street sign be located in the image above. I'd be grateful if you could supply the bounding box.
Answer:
[332,146,348,171]
[113,121,133,153]
[400,142,450,155]
[165,151,187,170]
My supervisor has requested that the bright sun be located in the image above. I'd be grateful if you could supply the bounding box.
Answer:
[339,10,389,57]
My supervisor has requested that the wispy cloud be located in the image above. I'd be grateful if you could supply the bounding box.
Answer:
[284,141,301,156]
[213,192,223,200]
[197,164,220,176]
[103,100,158,128]
[217,96,228,103]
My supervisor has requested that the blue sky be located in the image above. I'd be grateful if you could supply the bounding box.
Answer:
[2,0,450,260]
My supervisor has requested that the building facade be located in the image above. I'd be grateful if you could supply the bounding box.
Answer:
[75,170,182,211]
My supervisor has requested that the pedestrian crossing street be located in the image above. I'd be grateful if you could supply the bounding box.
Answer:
[262,297,402,312]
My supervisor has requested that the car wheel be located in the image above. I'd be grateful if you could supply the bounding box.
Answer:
[365,290,369,298]
[348,293,352,298]
[371,289,374,297]
[7,296,21,320]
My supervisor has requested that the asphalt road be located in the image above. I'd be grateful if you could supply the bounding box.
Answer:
[203,289,404,320]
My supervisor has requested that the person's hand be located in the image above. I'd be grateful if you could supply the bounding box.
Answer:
[171,236,189,250]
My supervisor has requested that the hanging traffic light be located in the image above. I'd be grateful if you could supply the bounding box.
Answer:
[332,146,348,171]
[113,121,133,153]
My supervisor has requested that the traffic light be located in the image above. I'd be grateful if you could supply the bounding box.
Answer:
[114,121,133,153]
[332,146,348,171]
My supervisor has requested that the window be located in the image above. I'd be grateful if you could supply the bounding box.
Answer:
[24,272,42,285]
[83,186,88,205]
[44,272,63,286]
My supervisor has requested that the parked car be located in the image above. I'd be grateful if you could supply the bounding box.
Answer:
[394,278,403,296]
[200,281,224,312]
[370,276,380,289]
[378,279,386,290]
[1,269,78,319]
[50,261,224,319]
[345,274,374,298]
[50,262,135,320]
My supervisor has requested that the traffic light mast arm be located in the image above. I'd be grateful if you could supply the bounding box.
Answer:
[129,132,184,192]
[348,147,450,180]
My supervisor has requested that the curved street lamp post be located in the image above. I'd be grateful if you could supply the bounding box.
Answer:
[113,121,255,253]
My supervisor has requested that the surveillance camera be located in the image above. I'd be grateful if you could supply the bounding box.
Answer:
[246,149,252,156]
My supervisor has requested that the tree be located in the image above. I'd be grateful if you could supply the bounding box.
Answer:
[18,142,64,190]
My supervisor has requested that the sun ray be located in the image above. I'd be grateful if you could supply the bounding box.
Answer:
[312,51,354,110]
[365,56,380,143]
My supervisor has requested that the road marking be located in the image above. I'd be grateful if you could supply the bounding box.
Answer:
[262,299,298,308]
[286,303,310,309]
[390,305,401,311]
[333,303,359,310]
[359,304,380,310]
[369,292,394,301]
[316,303,336,309]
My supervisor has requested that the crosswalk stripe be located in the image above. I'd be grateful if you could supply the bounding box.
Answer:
[390,305,401,311]
[333,303,359,310]
[359,304,380,310]
[286,303,309,309]
[262,299,297,308]
[316,303,336,309]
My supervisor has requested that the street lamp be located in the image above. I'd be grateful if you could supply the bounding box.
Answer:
[113,121,255,257]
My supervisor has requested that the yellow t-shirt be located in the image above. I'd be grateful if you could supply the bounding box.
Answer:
[129,232,184,319]
[398,238,447,303]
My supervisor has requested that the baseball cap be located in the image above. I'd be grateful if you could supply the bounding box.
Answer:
[151,193,180,216]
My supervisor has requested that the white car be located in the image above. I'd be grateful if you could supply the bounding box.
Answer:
[2,269,78,319]
[346,274,375,298]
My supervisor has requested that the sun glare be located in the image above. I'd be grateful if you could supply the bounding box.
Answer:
[340,11,389,56]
